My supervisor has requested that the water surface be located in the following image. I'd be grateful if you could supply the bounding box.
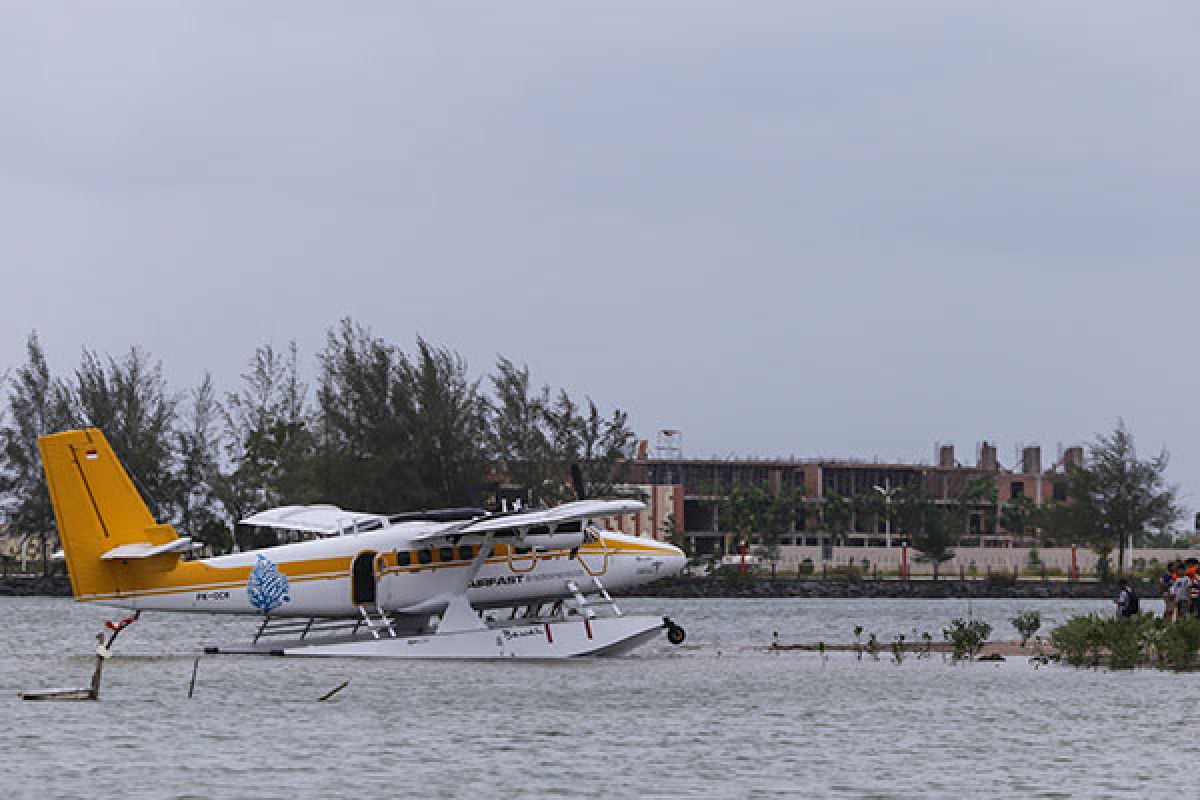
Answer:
[2,596,1183,799]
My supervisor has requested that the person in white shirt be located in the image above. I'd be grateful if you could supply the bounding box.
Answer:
[1171,570,1192,622]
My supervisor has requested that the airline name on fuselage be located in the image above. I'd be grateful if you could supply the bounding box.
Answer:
[468,575,525,589]
[501,627,544,641]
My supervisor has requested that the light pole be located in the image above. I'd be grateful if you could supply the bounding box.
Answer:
[873,480,899,549]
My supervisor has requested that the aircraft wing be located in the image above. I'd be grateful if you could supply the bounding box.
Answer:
[239,505,388,535]
[239,498,645,546]
[455,499,645,534]
[402,498,646,548]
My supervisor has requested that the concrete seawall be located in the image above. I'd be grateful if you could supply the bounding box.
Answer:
[623,575,1128,599]
[0,576,72,597]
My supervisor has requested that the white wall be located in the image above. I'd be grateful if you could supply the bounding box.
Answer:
[778,545,1194,575]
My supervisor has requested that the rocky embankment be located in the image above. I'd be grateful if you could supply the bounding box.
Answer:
[622,575,1126,600]
[0,575,72,597]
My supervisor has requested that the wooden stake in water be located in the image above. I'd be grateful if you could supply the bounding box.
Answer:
[318,681,349,702]
[188,657,200,699]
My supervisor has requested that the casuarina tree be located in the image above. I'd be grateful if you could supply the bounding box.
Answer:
[1042,421,1181,576]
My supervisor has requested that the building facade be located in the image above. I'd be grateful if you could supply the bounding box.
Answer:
[611,441,1079,556]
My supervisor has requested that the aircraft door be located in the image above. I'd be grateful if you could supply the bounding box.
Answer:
[351,550,378,605]
[507,545,537,573]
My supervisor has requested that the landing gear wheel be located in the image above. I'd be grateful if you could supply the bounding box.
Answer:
[664,617,686,645]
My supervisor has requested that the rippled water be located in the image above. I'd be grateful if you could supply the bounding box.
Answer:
[3,595,1189,799]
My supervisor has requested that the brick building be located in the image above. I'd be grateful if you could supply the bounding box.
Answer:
[604,441,1079,556]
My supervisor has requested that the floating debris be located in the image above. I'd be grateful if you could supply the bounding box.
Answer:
[188,657,201,699]
[318,680,350,702]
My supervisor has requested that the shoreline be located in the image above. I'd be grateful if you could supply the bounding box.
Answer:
[619,574,1128,600]
[0,575,72,597]
[0,574,1132,601]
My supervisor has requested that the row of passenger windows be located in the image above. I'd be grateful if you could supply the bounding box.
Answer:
[387,543,558,569]
[393,544,478,568]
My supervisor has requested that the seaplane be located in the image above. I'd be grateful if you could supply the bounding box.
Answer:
[39,428,688,658]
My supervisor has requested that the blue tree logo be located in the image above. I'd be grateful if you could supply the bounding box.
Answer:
[247,554,291,613]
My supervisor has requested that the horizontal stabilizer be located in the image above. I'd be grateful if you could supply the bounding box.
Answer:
[100,538,195,560]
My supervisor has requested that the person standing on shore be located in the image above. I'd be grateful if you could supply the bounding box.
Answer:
[1116,579,1138,618]
[1186,559,1200,618]
[1171,568,1192,621]
[1162,562,1178,620]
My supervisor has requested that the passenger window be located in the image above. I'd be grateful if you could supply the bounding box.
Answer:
[396,550,412,567]
[514,546,532,555]
[417,548,433,565]
[458,545,476,561]
[439,546,455,562]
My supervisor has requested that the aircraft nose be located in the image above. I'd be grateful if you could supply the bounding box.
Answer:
[661,544,687,577]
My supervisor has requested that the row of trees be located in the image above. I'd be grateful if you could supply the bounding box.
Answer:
[0,322,636,567]
[714,478,997,580]
[711,422,1183,580]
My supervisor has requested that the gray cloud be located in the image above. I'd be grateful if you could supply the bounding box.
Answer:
[2,2,1198,512]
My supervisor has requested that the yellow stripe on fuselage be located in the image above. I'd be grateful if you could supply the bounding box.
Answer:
[75,537,678,602]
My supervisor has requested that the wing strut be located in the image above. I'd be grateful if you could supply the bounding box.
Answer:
[433,532,495,633]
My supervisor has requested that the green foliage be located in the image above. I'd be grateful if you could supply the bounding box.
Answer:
[3,322,637,557]
[954,477,998,534]
[662,513,691,558]
[1000,494,1040,540]
[943,618,993,661]
[820,490,853,547]
[224,340,315,521]
[1163,617,1200,671]
[715,564,754,586]
[890,633,906,665]
[913,505,957,580]
[1011,610,1042,647]
[719,482,803,577]
[1050,615,1106,667]
[175,375,230,553]
[1050,614,1200,671]
[1101,617,1144,670]
[1042,421,1181,574]
[0,333,74,573]
[71,345,179,517]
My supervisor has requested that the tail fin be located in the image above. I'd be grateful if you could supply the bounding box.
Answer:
[39,428,182,600]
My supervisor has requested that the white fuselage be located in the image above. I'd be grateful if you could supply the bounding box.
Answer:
[99,525,685,618]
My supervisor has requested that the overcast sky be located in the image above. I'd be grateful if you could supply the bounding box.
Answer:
[3,3,1199,516]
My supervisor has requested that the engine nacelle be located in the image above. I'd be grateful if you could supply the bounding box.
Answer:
[519,532,586,551]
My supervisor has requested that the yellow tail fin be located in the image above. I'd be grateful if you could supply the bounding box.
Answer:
[39,428,180,600]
